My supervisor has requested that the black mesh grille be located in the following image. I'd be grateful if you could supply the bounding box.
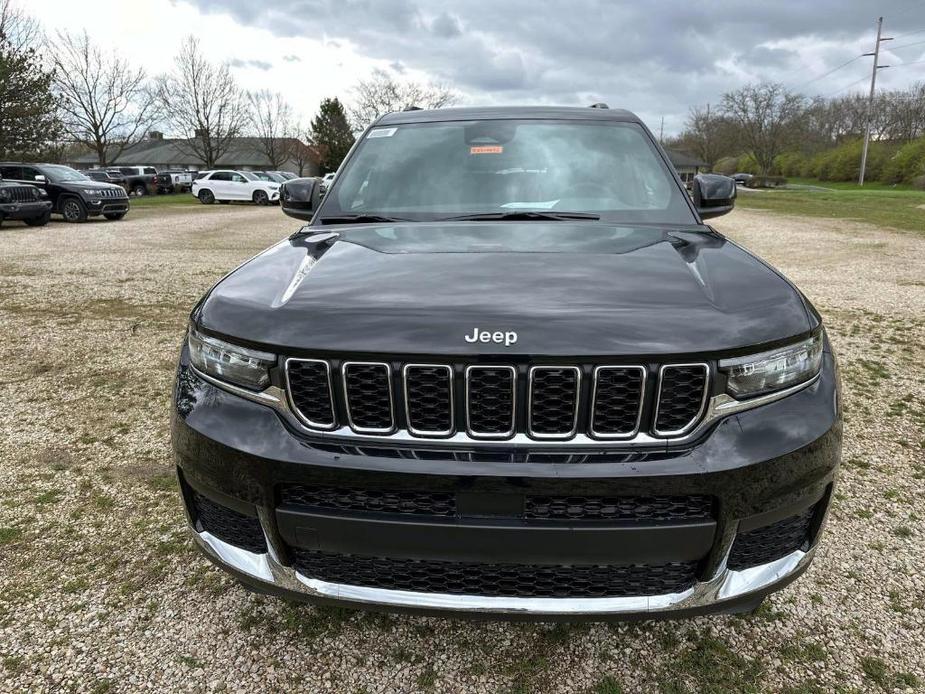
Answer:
[728,506,815,570]
[280,485,456,517]
[525,495,713,522]
[344,363,394,431]
[529,367,579,436]
[591,367,644,436]
[192,492,266,553]
[287,360,335,427]
[467,367,515,435]
[290,549,698,598]
[405,366,453,434]
[655,365,708,434]
[6,185,38,202]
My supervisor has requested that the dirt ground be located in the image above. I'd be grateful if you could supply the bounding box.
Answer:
[1,205,923,693]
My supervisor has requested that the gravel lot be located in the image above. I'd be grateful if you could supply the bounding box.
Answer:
[1,204,923,693]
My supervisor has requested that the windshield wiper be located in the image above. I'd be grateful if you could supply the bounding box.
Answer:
[438,211,600,222]
[317,214,410,225]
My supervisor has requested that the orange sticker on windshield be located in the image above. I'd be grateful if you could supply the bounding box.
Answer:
[470,145,503,154]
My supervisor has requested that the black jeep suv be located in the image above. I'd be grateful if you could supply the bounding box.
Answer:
[0,163,129,222]
[0,177,52,227]
[172,106,841,619]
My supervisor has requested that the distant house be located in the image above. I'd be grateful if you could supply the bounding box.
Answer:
[69,132,320,176]
[665,149,707,183]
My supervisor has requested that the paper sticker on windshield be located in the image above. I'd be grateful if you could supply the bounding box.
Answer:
[470,145,503,154]
[367,127,397,138]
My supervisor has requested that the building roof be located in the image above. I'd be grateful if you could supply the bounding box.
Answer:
[377,105,641,126]
[71,137,314,167]
[664,148,707,169]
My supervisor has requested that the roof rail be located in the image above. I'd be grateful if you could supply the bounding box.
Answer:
[588,102,609,109]
[403,105,423,111]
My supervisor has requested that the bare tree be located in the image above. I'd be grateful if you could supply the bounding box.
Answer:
[349,71,457,130]
[155,36,249,168]
[248,89,294,169]
[676,104,740,170]
[721,83,806,175]
[0,0,40,52]
[285,120,318,176]
[50,30,158,166]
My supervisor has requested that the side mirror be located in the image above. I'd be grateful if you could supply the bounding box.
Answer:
[692,174,736,220]
[34,175,47,184]
[280,177,321,221]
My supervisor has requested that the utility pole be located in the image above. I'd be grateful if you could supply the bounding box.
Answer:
[659,116,665,143]
[859,16,892,185]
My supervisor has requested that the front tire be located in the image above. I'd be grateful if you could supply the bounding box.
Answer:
[253,190,269,206]
[61,198,88,223]
[198,189,215,205]
[132,184,147,197]
[104,212,126,221]
[25,211,51,227]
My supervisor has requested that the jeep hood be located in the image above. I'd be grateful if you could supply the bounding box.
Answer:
[197,222,813,356]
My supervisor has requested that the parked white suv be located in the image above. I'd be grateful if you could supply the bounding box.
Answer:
[191,170,280,205]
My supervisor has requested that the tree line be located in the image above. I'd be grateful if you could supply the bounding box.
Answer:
[671,81,925,187]
[0,0,456,174]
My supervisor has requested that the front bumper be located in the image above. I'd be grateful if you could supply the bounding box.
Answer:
[0,199,52,220]
[84,198,130,216]
[172,350,841,618]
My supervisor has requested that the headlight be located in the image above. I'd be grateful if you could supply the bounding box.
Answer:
[719,332,823,398]
[82,188,102,196]
[37,188,48,197]
[188,327,275,391]
[0,189,9,201]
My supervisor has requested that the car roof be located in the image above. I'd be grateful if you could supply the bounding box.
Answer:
[375,105,641,126]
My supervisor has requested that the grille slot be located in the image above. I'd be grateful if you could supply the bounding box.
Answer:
[404,364,454,436]
[728,506,815,570]
[286,359,336,429]
[590,366,646,438]
[524,495,713,522]
[290,549,698,598]
[466,366,516,438]
[6,185,38,203]
[343,362,394,433]
[528,366,580,438]
[191,492,266,554]
[654,364,709,436]
[281,484,457,517]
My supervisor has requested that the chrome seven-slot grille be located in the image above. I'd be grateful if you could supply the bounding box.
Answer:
[285,359,710,442]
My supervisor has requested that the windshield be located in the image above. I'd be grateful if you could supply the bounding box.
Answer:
[41,165,89,183]
[241,172,258,181]
[320,119,695,225]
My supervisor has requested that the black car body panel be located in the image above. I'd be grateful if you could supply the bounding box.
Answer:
[0,163,130,221]
[173,106,841,618]
[197,224,811,357]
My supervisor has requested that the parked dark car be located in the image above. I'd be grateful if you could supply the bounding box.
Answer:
[0,177,52,227]
[0,163,129,222]
[81,169,129,192]
[173,106,841,619]
[732,173,754,185]
[271,170,298,181]
[116,166,158,196]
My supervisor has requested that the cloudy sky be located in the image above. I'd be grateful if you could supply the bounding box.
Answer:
[29,0,925,135]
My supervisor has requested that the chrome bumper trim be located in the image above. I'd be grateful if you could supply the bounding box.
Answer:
[191,526,814,616]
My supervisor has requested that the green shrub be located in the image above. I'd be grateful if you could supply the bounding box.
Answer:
[745,175,788,188]
[911,174,925,190]
[809,139,893,182]
[736,153,760,175]
[713,156,739,176]
[880,137,925,184]
[775,152,806,177]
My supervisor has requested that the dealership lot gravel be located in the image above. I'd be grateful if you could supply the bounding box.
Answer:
[1,204,923,693]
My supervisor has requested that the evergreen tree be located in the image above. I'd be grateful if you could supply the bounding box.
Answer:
[310,97,355,173]
[0,30,59,159]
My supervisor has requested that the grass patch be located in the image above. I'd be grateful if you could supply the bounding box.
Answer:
[736,185,925,234]
[0,527,22,545]
[657,632,764,693]
[593,675,624,693]
[859,655,921,690]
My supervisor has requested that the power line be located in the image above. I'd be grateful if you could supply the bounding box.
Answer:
[885,37,925,50]
[891,26,925,40]
[794,55,864,87]
[825,74,870,96]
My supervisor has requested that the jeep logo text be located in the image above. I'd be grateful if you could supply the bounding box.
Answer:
[465,328,518,347]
